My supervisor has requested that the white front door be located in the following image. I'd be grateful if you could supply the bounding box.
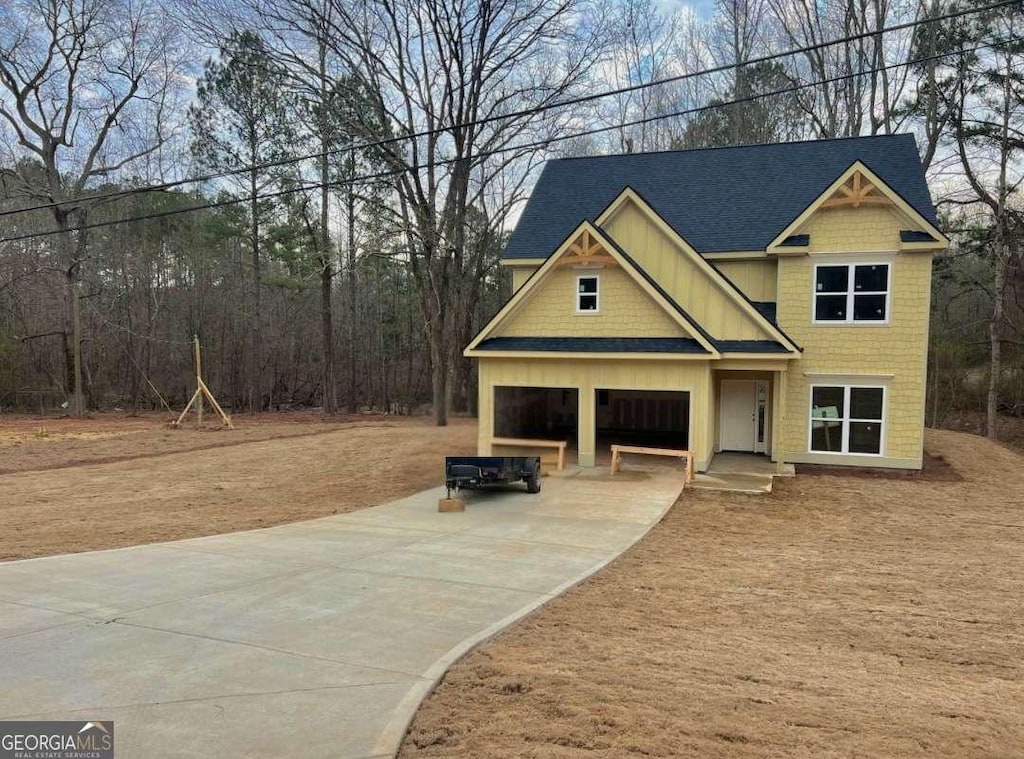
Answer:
[720,380,756,452]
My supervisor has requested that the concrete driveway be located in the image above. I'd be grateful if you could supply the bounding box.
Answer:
[0,467,684,758]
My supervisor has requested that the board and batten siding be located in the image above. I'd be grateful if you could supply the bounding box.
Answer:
[510,266,537,292]
[712,259,778,301]
[497,266,687,339]
[602,200,773,340]
[478,357,713,469]
[775,205,933,468]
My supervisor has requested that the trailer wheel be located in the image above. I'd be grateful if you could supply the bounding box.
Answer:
[526,462,541,494]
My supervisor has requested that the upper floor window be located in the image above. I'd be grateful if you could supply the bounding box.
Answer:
[814,263,889,323]
[577,275,599,312]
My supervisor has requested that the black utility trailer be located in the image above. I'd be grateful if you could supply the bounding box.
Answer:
[445,456,541,498]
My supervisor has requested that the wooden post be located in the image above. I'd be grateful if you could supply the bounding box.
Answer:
[194,335,204,428]
[172,336,234,430]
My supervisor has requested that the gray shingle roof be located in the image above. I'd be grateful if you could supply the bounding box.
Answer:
[475,336,790,354]
[900,230,939,243]
[503,134,936,259]
[715,340,790,353]
[751,302,777,323]
[475,337,709,353]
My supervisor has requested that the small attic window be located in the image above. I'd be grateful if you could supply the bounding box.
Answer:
[577,275,599,312]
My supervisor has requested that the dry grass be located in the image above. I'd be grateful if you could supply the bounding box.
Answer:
[0,411,388,474]
[0,413,476,561]
[400,428,1024,758]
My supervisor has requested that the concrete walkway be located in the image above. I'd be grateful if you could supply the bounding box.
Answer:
[0,468,684,758]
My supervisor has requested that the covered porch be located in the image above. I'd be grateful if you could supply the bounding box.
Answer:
[709,362,791,472]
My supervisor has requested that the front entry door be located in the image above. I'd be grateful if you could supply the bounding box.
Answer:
[720,380,756,452]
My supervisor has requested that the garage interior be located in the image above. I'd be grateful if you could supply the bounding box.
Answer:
[494,386,579,443]
[596,389,690,450]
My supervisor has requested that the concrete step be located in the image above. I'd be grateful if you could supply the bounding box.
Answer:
[689,471,774,494]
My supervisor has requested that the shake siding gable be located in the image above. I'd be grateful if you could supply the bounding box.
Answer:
[497,265,690,339]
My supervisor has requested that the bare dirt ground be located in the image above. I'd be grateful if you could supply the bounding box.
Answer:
[0,412,476,561]
[400,428,1024,759]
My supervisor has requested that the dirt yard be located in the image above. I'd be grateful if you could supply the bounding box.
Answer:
[0,412,476,561]
[400,429,1024,758]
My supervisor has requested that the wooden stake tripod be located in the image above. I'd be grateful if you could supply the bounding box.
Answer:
[173,336,234,429]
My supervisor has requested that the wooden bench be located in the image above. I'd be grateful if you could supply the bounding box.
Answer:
[610,444,694,483]
[491,437,567,471]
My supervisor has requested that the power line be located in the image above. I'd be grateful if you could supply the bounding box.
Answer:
[0,35,1014,246]
[0,0,1015,221]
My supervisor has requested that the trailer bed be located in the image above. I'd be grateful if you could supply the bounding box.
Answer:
[445,456,541,497]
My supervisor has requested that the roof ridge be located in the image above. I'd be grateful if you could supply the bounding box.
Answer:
[549,133,916,163]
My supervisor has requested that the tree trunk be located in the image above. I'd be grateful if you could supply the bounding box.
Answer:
[249,164,262,413]
[55,208,87,417]
[426,299,449,426]
[987,250,1005,440]
[346,149,358,414]
[318,45,336,415]
[319,167,335,414]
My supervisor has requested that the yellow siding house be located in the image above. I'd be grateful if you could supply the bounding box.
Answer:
[465,135,947,471]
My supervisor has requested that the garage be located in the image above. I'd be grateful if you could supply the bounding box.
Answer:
[595,389,690,451]
[475,357,712,469]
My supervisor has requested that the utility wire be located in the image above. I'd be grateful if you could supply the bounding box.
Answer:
[0,35,1010,246]
[0,0,1016,221]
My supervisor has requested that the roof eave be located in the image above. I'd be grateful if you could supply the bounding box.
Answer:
[465,349,714,360]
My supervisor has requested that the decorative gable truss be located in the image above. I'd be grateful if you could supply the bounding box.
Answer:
[822,168,890,209]
[560,228,618,268]
[768,161,949,255]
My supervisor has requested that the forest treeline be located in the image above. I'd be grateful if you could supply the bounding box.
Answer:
[0,0,1020,438]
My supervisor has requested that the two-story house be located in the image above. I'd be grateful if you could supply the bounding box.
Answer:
[464,134,947,471]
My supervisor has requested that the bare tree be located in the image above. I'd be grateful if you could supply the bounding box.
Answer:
[715,0,767,143]
[601,0,687,152]
[943,5,1024,440]
[324,0,606,425]
[0,0,186,414]
[765,0,915,138]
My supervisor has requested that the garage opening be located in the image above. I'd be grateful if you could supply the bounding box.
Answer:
[596,389,689,451]
[494,386,578,443]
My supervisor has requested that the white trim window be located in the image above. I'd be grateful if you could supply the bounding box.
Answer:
[576,275,599,312]
[814,263,889,323]
[809,385,885,455]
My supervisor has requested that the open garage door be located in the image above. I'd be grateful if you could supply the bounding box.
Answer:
[596,389,689,450]
[494,386,578,442]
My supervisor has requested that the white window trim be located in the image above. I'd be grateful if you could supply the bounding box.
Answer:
[807,383,886,456]
[576,274,600,314]
[812,262,891,325]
